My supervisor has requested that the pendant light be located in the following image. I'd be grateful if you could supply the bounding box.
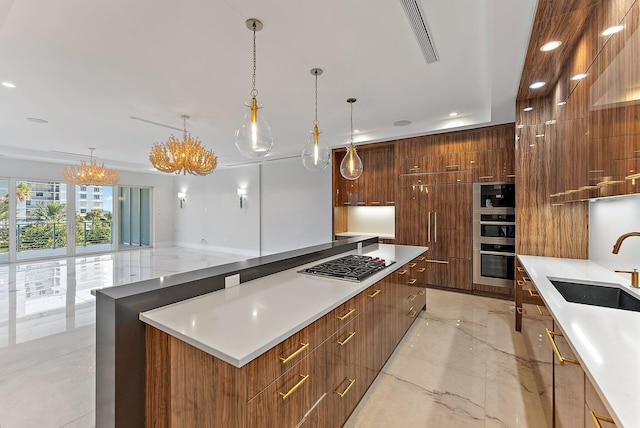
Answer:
[339,98,363,180]
[301,68,331,171]
[235,18,274,158]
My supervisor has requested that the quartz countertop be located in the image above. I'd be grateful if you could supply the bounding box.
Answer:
[518,255,640,427]
[140,244,426,368]
[335,232,395,239]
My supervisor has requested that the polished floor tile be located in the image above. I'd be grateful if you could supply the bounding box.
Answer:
[0,251,546,428]
[345,289,548,428]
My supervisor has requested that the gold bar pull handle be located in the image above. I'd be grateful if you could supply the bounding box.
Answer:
[528,289,540,297]
[419,290,426,296]
[545,329,579,365]
[398,270,408,276]
[425,259,449,264]
[417,267,426,272]
[337,308,356,321]
[279,342,309,364]
[336,331,356,346]
[367,289,381,298]
[408,263,417,268]
[536,305,548,316]
[408,294,417,302]
[279,374,309,400]
[590,410,615,427]
[516,280,525,287]
[433,212,437,242]
[408,309,417,318]
[418,256,426,261]
[408,279,417,285]
[335,378,356,398]
[516,266,525,272]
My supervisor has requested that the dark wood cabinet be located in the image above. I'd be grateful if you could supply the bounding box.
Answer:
[145,252,428,428]
[397,171,473,291]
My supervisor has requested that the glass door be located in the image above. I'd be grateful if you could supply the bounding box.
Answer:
[76,185,115,254]
[119,187,151,247]
[0,179,8,262]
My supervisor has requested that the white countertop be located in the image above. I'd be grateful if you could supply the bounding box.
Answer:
[518,255,640,428]
[335,232,395,239]
[140,244,426,368]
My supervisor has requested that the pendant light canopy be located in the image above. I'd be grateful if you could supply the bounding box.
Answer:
[339,98,363,180]
[301,68,331,171]
[235,18,274,158]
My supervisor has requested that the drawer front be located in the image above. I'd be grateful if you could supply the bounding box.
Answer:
[247,321,320,398]
[324,314,366,387]
[324,294,363,339]
[247,354,323,428]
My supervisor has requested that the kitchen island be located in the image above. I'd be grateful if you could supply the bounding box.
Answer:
[140,244,428,427]
[518,256,640,427]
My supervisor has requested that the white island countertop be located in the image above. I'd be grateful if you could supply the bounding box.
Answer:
[518,255,640,428]
[140,244,427,368]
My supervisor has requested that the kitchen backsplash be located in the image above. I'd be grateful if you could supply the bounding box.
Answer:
[347,206,395,236]
[589,194,640,272]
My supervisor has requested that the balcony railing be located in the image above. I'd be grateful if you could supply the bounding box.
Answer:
[0,221,8,254]
[16,221,113,251]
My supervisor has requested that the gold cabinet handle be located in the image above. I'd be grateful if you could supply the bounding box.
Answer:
[516,266,525,272]
[279,374,309,400]
[528,289,540,297]
[408,263,417,268]
[337,308,356,321]
[418,256,426,261]
[279,342,309,364]
[590,410,615,427]
[419,290,426,296]
[335,378,356,398]
[408,309,417,318]
[516,307,525,315]
[516,280,525,287]
[398,270,408,275]
[536,305,548,316]
[417,267,426,272]
[408,279,417,285]
[425,259,449,264]
[523,277,531,282]
[545,329,579,365]
[336,331,356,346]
[367,289,381,298]
[408,294,417,301]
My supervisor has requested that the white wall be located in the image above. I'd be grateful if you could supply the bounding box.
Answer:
[0,158,176,247]
[260,158,332,254]
[589,194,640,274]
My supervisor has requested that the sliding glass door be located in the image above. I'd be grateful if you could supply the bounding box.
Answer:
[76,185,115,254]
[119,187,150,247]
[0,179,8,262]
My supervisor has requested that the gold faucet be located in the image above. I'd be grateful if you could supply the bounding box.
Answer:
[612,232,640,288]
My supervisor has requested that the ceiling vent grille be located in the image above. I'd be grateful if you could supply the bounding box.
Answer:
[400,0,439,64]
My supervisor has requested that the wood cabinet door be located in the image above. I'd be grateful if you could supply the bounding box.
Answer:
[422,257,472,291]
[425,182,472,259]
[397,184,429,246]
[552,322,585,428]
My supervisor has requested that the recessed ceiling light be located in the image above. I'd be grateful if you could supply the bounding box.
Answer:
[27,117,48,123]
[557,101,567,106]
[571,73,588,80]
[602,25,624,36]
[448,112,458,117]
[529,81,546,89]
[393,120,412,127]
[523,107,533,112]
[353,129,360,133]
[540,41,562,51]
[2,82,16,88]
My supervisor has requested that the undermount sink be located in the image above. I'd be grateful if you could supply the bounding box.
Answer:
[549,279,640,312]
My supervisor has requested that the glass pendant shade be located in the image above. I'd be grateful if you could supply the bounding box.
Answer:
[235,97,274,158]
[340,143,363,180]
[302,125,330,171]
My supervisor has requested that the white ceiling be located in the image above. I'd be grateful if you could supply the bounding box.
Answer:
[0,0,537,173]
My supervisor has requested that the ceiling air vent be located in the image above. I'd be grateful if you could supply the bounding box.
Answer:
[400,0,439,64]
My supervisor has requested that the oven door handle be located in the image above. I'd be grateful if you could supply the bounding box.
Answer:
[479,250,516,257]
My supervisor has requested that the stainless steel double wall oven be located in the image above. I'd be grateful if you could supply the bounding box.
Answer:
[473,182,515,288]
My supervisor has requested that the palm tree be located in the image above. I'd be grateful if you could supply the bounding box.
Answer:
[16,182,31,202]
[34,202,66,223]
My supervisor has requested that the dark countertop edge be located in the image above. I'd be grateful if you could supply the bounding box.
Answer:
[95,236,379,300]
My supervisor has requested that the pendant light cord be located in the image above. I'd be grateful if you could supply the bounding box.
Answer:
[314,71,319,125]
[350,102,354,144]
[183,116,187,140]
[251,22,258,98]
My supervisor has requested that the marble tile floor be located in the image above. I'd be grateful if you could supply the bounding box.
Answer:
[0,247,249,428]
[0,249,546,427]
[345,289,547,428]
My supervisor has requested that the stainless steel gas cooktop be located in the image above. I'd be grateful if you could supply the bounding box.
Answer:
[300,254,396,282]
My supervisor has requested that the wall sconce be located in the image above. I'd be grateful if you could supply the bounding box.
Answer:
[237,188,247,208]
[178,192,186,209]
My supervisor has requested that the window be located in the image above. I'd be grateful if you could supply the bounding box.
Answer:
[80,194,87,199]
[93,187,100,192]
[80,209,86,214]
[93,195,100,200]
[36,192,43,197]
[80,186,87,191]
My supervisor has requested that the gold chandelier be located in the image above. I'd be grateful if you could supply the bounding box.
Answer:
[64,148,120,185]
[150,115,217,175]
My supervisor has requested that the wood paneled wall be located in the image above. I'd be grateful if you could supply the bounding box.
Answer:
[515,0,639,258]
